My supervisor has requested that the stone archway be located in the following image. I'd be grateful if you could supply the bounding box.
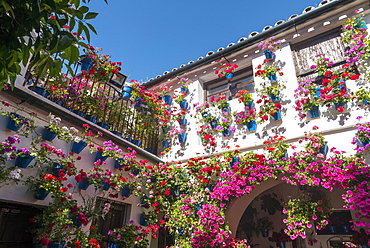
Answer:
[225,178,284,236]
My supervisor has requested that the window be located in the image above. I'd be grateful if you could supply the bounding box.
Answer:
[94,199,131,240]
[206,67,254,101]
[291,27,346,77]
[0,202,42,248]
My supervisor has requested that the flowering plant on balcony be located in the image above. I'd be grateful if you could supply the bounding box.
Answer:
[294,79,322,113]
[44,114,62,133]
[234,107,256,125]
[256,97,282,123]
[258,36,283,53]
[194,102,218,124]
[310,54,335,76]
[226,238,251,248]
[234,90,253,105]
[268,229,290,246]
[263,135,290,159]
[352,120,370,153]
[302,126,327,155]
[354,88,370,105]
[254,62,283,80]
[158,84,172,97]
[214,60,239,79]
[198,125,216,147]
[210,93,229,109]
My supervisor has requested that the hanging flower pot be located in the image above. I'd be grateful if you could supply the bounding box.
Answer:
[71,140,87,154]
[121,186,131,198]
[334,102,346,112]
[48,242,66,248]
[162,140,170,148]
[222,128,232,137]
[177,117,187,125]
[102,181,109,191]
[111,130,122,137]
[15,151,35,168]
[210,119,219,130]
[72,110,85,118]
[144,148,155,154]
[139,213,147,226]
[308,105,320,119]
[78,178,90,190]
[114,158,124,168]
[221,103,230,113]
[179,100,189,109]
[229,157,239,167]
[122,86,132,99]
[178,133,187,143]
[7,113,25,131]
[279,241,287,248]
[268,73,277,83]
[33,184,48,200]
[134,98,146,110]
[272,111,282,121]
[260,229,269,237]
[85,115,98,124]
[226,73,233,81]
[29,86,50,98]
[180,87,189,94]
[328,225,337,233]
[357,138,370,147]
[80,56,93,73]
[245,99,254,109]
[71,214,82,228]
[42,127,57,141]
[51,163,63,177]
[269,93,280,102]
[162,95,173,105]
[281,153,289,160]
[95,151,108,162]
[247,120,257,132]
[263,49,275,61]
[319,141,329,155]
[315,87,321,98]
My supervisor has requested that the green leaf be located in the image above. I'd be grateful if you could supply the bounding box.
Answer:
[86,22,97,35]
[84,12,98,20]
[69,18,76,30]
[1,0,14,18]
[81,23,90,43]
[78,6,89,14]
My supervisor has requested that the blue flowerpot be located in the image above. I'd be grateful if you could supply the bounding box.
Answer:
[270,92,280,102]
[72,110,85,117]
[247,120,257,132]
[334,102,346,111]
[132,169,140,176]
[122,91,131,99]
[268,73,277,82]
[109,242,122,248]
[260,229,269,237]
[180,87,189,94]
[121,186,131,198]
[33,185,48,200]
[42,127,57,141]
[357,138,370,147]
[71,214,82,228]
[71,140,87,154]
[123,86,133,93]
[328,225,336,233]
[201,111,210,118]
[229,157,239,167]
[139,214,147,226]
[245,99,254,109]
[337,79,347,91]
[308,105,320,119]
[52,163,63,177]
[222,128,232,137]
[15,152,35,168]
[78,178,90,190]
[7,113,25,131]
[80,56,93,73]
[29,86,50,98]
[114,158,124,168]
[144,148,155,154]
[179,100,189,109]
[133,140,142,147]
[281,153,289,160]
[102,181,109,191]
[272,111,282,121]
[279,241,286,248]
[125,137,133,143]
[95,151,108,162]
[162,95,172,105]
[226,73,233,81]
[264,49,275,60]
[111,130,122,137]
[355,17,367,29]
[221,103,230,113]
[315,87,321,98]
[48,242,66,248]
[85,115,98,124]
[341,225,350,233]
[178,133,187,143]
[319,141,329,155]
[178,117,187,125]
[162,140,170,148]
[97,122,110,130]
[210,119,218,129]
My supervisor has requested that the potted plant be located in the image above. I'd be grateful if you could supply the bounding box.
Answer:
[178,78,193,93]
[255,62,284,82]
[235,89,253,107]
[234,107,257,132]
[256,97,282,123]
[258,36,283,60]
[268,229,290,248]
[294,79,322,118]
[42,114,62,142]
[352,228,370,248]
[256,217,273,237]
[214,59,239,80]
[260,193,283,215]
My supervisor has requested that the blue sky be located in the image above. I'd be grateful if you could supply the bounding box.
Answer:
[86,0,323,82]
